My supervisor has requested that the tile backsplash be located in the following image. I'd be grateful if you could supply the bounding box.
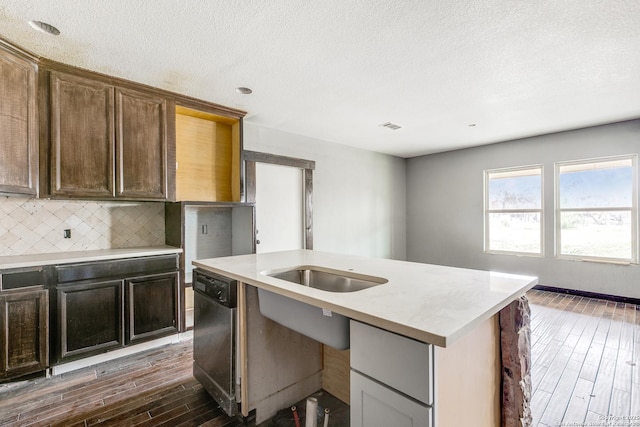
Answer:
[0,197,165,257]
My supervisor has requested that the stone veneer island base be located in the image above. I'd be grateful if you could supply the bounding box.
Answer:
[501,296,532,427]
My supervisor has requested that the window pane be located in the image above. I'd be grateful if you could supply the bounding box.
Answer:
[488,170,541,210]
[560,211,632,259]
[488,213,541,253]
[559,164,633,209]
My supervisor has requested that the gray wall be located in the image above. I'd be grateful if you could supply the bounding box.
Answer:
[244,123,407,260]
[407,119,640,299]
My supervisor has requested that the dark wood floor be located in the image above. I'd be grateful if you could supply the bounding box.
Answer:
[1,290,637,426]
[0,342,345,427]
[528,289,640,427]
[0,342,242,427]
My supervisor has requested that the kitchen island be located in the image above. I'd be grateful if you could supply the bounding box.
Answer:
[193,250,537,426]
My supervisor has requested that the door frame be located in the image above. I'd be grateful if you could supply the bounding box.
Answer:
[244,151,315,250]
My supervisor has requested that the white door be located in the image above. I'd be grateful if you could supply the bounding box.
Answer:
[255,163,304,253]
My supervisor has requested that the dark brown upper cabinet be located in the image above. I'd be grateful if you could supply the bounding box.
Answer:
[0,40,38,196]
[49,71,115,198]
[44,66,168,200]
[116,88,167,199]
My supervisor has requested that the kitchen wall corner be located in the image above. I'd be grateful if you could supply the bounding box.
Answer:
[243,123,407,261]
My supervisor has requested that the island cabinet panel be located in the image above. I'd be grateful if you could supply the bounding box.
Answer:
[434,315,501,427]
[56,280,124,362]
[351,371,432,427]
[125,272,178,344]
[350,320,433,405]
[0,42,38,196]
[49,71,115,198]
[116,88,168,199]
[0,289,49,381]
[239,284,322,424]
[350,320,434,427]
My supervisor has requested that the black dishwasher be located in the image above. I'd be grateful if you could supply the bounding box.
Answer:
[192,269,239,416]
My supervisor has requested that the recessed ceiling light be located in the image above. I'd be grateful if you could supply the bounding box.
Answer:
[379,122,402,130]
[235,87,253,95]
[28,20,60,36]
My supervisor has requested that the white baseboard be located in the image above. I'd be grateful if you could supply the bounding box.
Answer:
[51,331,193,376]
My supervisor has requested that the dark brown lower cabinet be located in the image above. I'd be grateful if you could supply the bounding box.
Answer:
[126,272,179,344]
[56,280,123,362]
[53,255,179,364]
[0,288,49,380]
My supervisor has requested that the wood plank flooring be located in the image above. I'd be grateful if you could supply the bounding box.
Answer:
[1,289,637,426]
[0,341,243,427]
[528,289,640,427]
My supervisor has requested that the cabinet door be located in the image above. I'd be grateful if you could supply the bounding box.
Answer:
[50,71,115,198]
[116,88,167,199]
[351,320,433,405]
[57,280,123,362]
[351,371,432,427]
[126,272,178,344]
[0,43,38,196]
[0,289,49,380]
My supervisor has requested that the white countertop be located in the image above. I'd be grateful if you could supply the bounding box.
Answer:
[0,246,182,270]
[193,249,538,347]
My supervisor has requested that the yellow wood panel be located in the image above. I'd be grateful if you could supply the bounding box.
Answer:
[435,315,501,427]
[321,345,350,404]
[175,105,238,125]
[231,122,241,201]
[176,112,235,201]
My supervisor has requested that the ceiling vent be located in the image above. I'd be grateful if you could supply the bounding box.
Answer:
[379,122,402,130]
[28,20,60,35]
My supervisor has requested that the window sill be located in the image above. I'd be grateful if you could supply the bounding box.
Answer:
[485,251,543,258]
[557,257,636,266]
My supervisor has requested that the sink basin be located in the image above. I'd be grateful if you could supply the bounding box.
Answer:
[257,266,387,350]
[266,265,388,292]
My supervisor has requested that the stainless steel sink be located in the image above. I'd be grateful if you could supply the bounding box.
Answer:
[267,266,388,292]
[257,266,388,350]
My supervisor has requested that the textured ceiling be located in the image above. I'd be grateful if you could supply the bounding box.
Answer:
[1,1,639,158]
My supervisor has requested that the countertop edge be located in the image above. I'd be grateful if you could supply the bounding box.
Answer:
[195,263,450,346]
[0,246,183,270]
[192,259,538,347]
[441,281,537,346]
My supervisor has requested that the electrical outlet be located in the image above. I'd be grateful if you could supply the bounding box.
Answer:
[64,229,71,238]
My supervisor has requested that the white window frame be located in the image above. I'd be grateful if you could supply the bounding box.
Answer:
[555,154,638,264]
[484,165,544,256]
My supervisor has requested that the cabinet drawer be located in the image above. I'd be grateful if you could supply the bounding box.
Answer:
[351,371,432,427]
[350,320,433,405]
[56,255,178,283]
[0,266,46,290]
